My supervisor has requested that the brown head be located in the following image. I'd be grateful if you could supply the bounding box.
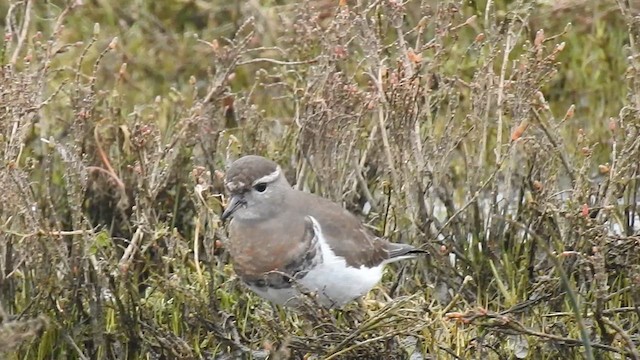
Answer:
[221,155,291,221]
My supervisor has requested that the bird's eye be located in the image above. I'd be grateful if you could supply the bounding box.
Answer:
[253,183,267,192]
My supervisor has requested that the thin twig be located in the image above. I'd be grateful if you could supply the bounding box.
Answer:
[531,108,577,183]
[237,57,320,66]
[601,316,640,360]
[118,227,143,273]
[9,0,32,66]
[503,218,595,360]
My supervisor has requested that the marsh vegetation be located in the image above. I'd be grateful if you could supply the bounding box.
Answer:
[1,0,639,359]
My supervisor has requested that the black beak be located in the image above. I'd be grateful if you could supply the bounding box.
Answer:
[221,195,245,221]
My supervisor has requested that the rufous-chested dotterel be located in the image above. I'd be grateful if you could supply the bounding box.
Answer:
[221,155,425,308]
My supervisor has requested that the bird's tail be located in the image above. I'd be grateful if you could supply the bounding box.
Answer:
[386,243,427,263]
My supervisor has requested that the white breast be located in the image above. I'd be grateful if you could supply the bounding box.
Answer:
[248,216,384,308]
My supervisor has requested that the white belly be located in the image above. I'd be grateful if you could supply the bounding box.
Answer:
[248,216,384,307]
[249,263,384,307]
[303,259,384,306]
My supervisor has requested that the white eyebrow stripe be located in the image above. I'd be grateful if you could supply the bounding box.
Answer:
[252,166,281,185]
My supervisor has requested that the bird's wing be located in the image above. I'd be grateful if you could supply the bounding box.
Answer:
[293,190,407,268]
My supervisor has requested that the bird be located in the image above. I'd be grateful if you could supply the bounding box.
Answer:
[220,155,425,308]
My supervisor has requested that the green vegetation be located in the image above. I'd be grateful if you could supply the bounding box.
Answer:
[1,0,639,359]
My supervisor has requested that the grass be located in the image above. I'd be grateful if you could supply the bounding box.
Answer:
[1,0,639,359]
